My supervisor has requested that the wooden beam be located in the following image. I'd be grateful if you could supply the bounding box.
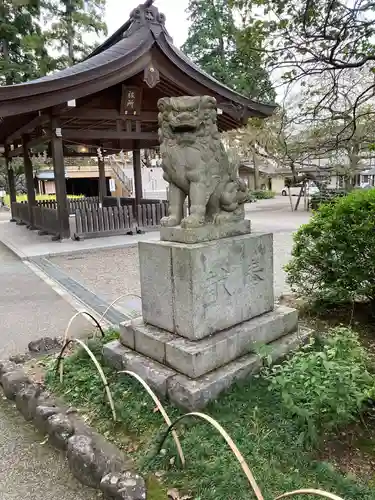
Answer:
[5,144,17,221]
[64,109,157,122]
[98,150,107,202]
[22,134,37,228]
[62,129,158,141]
[133,140,142,205]
[51,117,70,239]
[8,134,51,158]
[5,115,48,144]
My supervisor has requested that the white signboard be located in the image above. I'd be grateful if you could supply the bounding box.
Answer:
[0,190,5,197]
[109,178,116,192]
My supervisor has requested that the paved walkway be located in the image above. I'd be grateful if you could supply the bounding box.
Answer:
[0,222,96,499]
[0,238,91,358]
[0,211,159,260]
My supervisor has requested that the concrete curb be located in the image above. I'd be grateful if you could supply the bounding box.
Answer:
[0,357,146,500]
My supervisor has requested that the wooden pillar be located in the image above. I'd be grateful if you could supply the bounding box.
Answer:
[133,140,142,205]
[5,145,17,221]
[98,149,106,201]
[50,117,70,239]
[22,134,36,228]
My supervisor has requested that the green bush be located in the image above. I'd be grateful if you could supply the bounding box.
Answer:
[310,188,348,210]
[286,188,375,306]
[266,327,375,445]
[249,189,275,200]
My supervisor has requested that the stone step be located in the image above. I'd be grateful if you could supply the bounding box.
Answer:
[120,306,298,378]
[102,326,311,411]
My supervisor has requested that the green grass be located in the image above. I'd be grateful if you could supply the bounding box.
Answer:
[3,193,84,205]
[249,190,276,200]
[44,333,375,500]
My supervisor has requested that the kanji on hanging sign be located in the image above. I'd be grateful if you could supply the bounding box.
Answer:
[121,86,142,116]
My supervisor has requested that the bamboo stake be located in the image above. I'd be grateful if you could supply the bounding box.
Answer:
[118,370,185,467]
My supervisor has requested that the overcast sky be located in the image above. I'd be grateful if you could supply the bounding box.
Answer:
[105,0,190,48]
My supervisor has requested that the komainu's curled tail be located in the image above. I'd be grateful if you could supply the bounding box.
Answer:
[220,152,249,213]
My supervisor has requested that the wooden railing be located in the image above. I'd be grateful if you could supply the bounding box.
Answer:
[73,201,169,240]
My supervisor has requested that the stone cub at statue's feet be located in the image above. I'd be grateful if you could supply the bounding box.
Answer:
[158,95,248,229]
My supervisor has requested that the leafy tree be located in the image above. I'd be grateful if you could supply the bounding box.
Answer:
[182,0,275,102]
[229,0,375,126]
[43,0,107,68]
[0,0,51,85]
[224,106,322,187]
[0,156,42,193]
[289,69,375,188]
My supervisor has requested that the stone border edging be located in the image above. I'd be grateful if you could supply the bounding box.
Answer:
[0,358,146,500]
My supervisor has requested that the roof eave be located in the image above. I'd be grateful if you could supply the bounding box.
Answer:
[0,32,154,118]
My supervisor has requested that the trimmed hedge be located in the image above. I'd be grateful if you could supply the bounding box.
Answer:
[286,188,375,307]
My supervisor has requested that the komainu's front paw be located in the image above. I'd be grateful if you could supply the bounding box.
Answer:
[181,214,205,228]
[160,215,180,227]
[214,212,236,224]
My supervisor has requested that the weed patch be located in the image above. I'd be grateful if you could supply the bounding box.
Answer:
[42,331,375,500]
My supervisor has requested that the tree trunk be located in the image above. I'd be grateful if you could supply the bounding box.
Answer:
[290,161,297,184]
[66,1,74,66]
[347,143,360,191]
[253,155,260,190]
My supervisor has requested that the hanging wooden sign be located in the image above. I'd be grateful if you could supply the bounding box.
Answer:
[120,86,142,116]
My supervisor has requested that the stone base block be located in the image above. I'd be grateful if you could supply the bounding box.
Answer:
[103,341,176,397]
[103,327,312,411]
[168,327,311,410]
[139,232,274,340]
[120,306,298,378]
[160,219,251,244]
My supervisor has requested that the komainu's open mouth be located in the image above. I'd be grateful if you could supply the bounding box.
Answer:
[171,123,197,133]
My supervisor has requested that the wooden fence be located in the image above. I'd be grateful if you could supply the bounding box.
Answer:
[12,202,31,226]
[73,201,169,240]
[13,198,172,241]
[32,206,60,237]
[21,197,99,214]
[12,202,60,237]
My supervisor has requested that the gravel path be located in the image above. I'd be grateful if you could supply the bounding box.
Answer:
[50,199,309,302]
[50,245,141,303]
[50,233,292,302]
[0,398,97,500]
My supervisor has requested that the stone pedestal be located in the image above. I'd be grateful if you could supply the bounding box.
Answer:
[103,228,307,410]
[139,232,273,340]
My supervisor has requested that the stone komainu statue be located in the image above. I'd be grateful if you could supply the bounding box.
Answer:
[158,95,248,228]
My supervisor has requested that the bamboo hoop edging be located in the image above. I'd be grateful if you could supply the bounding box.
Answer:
[275,490,345,500]
[157,411,264,500]
[63,311,104,346]
[98,294,142,324]
[118,369,185,467]
[157,413,346,500]
[55,338,116,421]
